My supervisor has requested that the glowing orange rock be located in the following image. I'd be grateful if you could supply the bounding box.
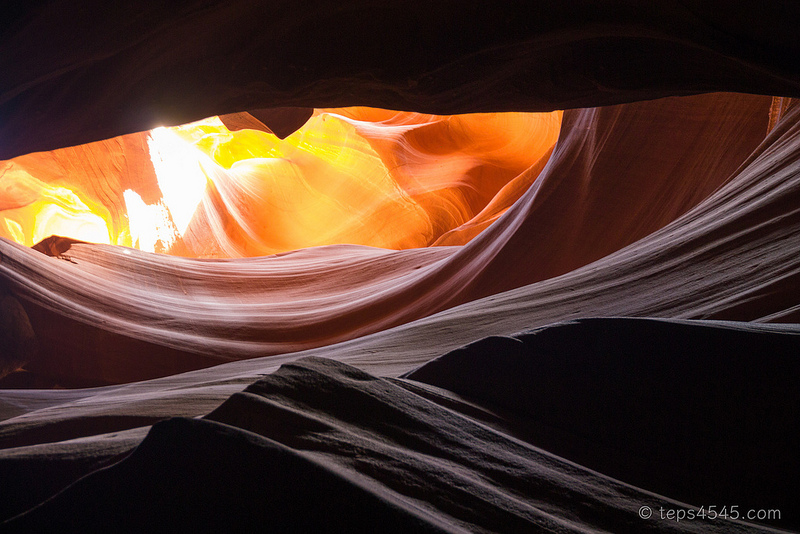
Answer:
[0,108,561,257]
[0,165,116,247]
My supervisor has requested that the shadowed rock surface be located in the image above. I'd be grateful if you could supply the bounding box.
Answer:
[4,348,795,532]
[3,1,800,159]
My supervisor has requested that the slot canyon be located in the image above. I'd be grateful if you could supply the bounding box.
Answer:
[1,2,799,532]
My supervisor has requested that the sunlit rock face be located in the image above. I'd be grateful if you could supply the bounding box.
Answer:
[0,108,560,257]
[0,132,156,250]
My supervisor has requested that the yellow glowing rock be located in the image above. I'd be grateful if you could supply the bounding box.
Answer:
[0,165,114,247]
[0,108,561,257]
